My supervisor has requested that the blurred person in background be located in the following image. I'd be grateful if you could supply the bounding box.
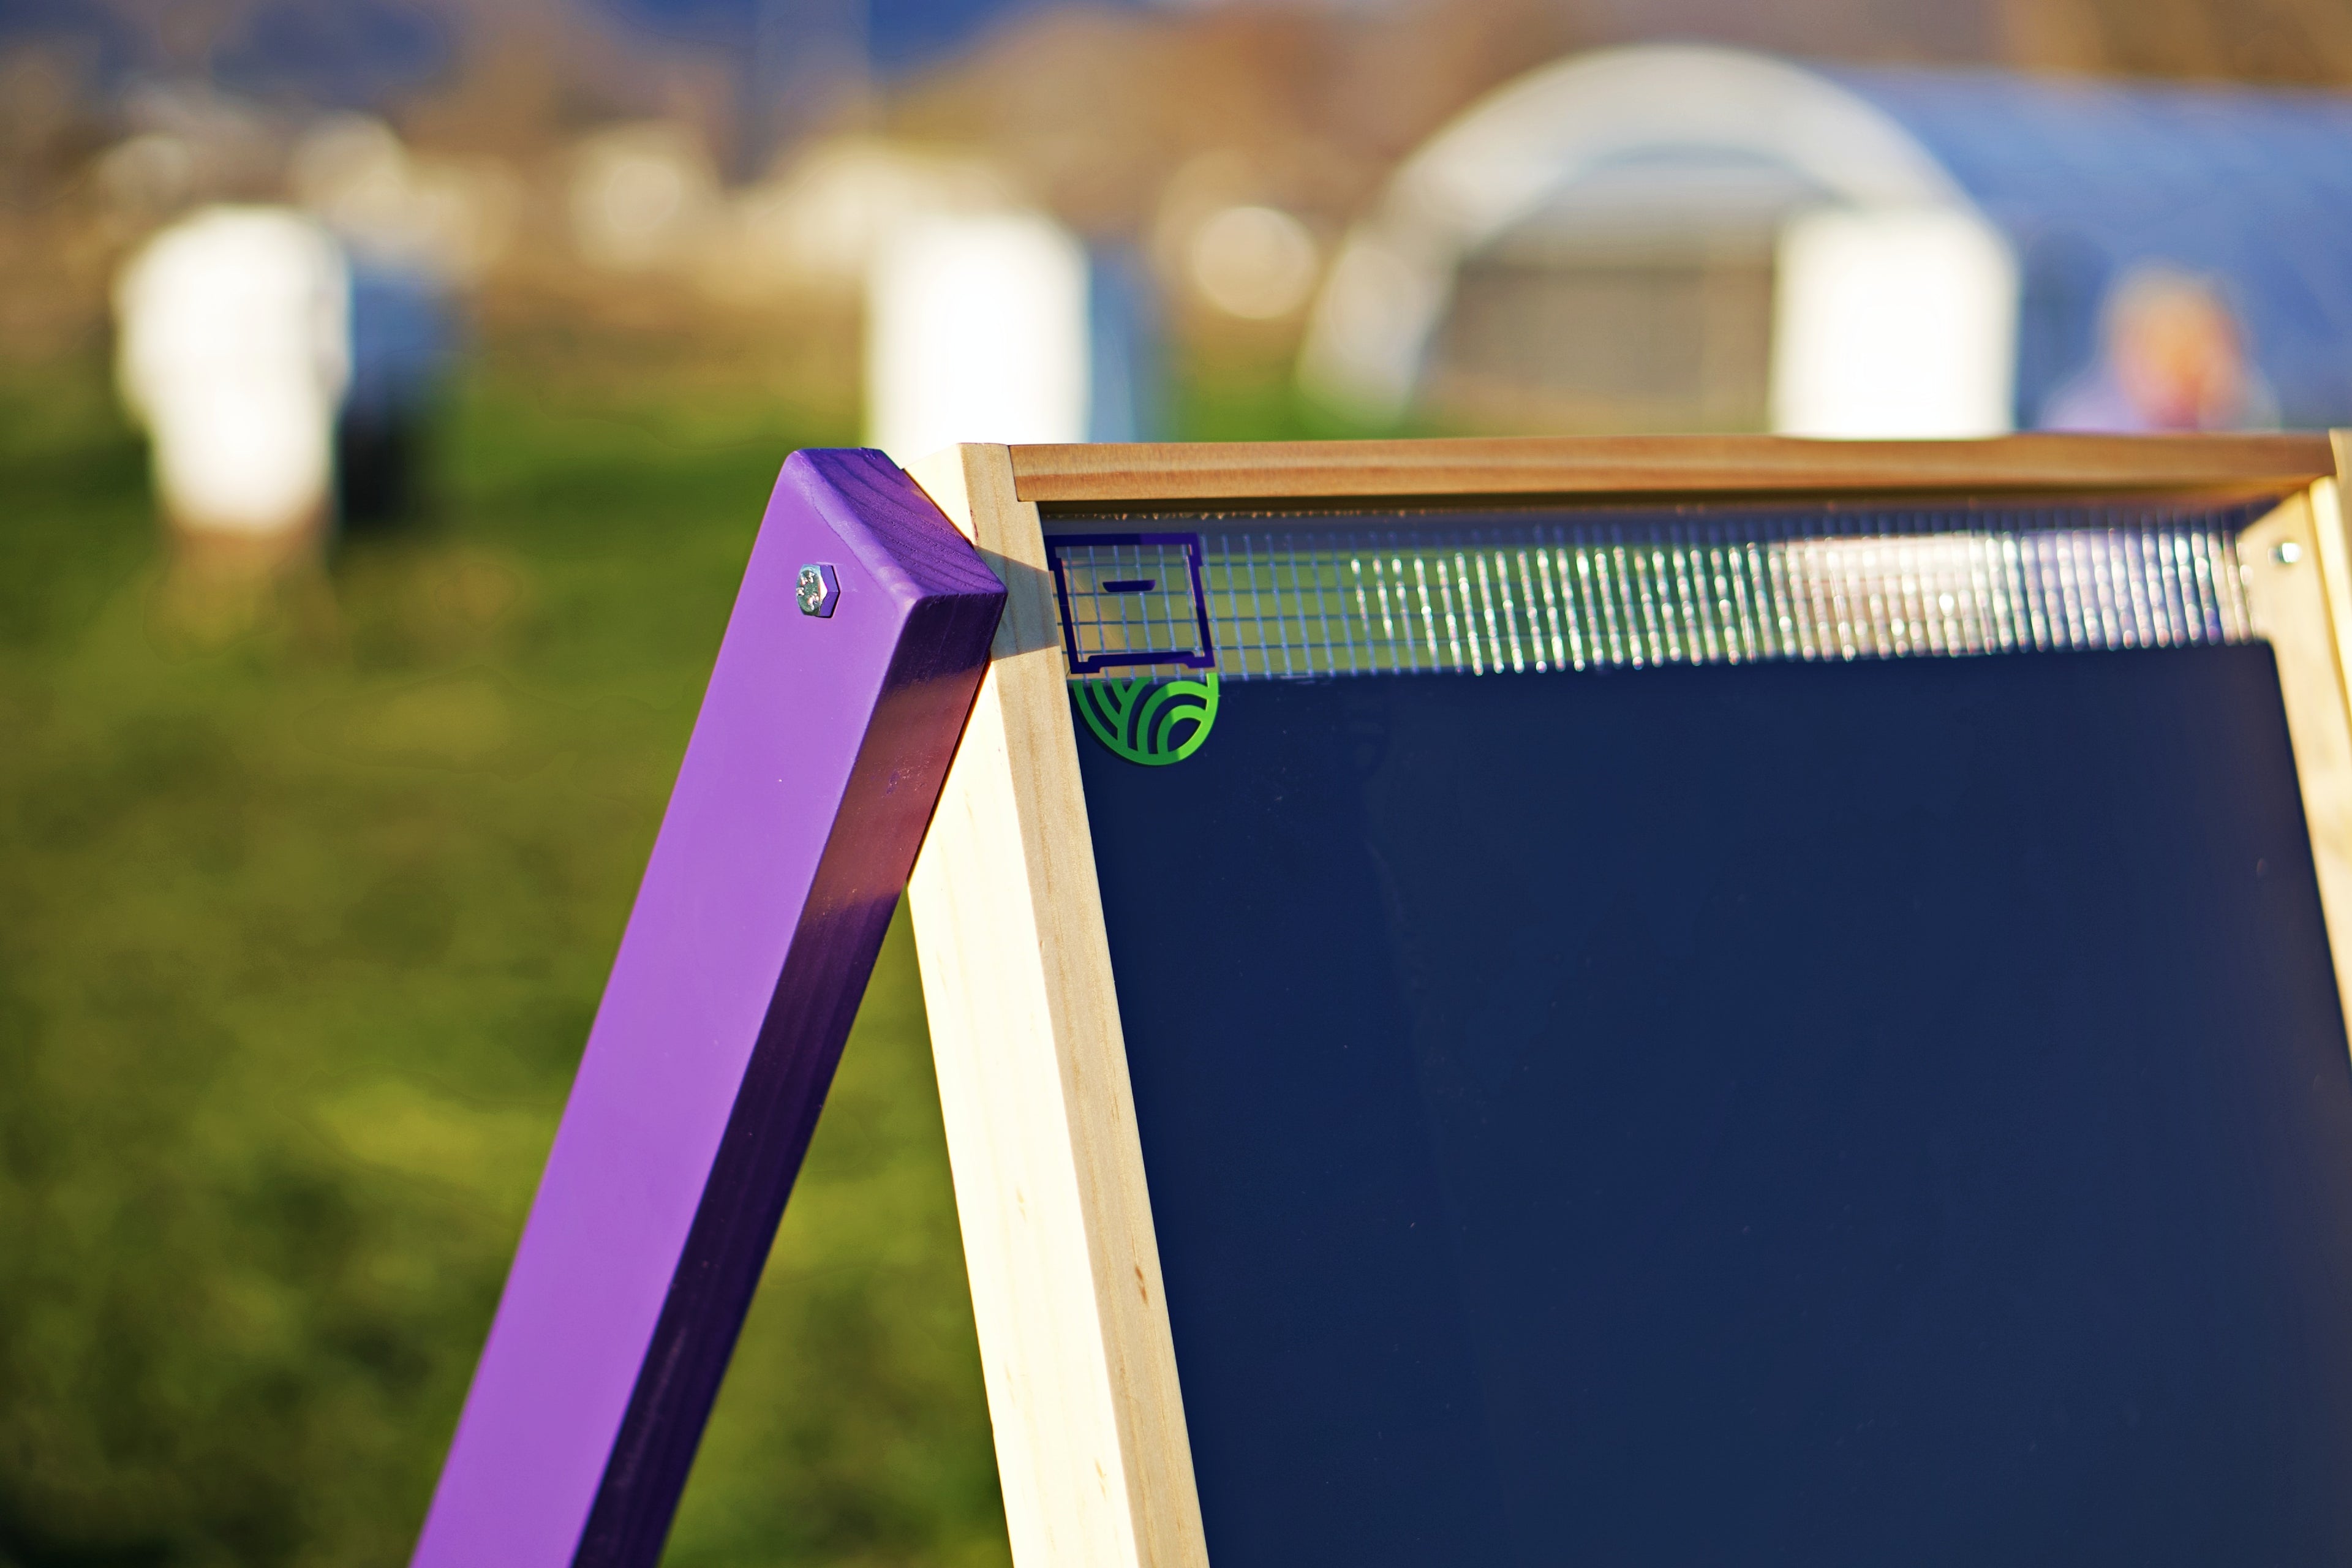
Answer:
[2041,264,2278,432]
[336,257,453,525]
[289,116,471,529]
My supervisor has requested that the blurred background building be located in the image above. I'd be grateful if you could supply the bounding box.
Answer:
[5,1,2352,1566]
[1306,43,2352,436]
[7,0,2352,480]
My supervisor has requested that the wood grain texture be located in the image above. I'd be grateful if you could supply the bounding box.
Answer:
[1008,434,2334,507]
[902,445,1210,1568]
[2242,481,2352,1045]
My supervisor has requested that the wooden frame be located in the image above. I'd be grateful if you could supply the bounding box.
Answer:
[904,432,2352,1568]
[415,452,1005,1568]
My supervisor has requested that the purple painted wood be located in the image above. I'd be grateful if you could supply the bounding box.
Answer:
[410,449,1004,1568]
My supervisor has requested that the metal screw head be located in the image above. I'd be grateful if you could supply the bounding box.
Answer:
[2276,541,2305,566]
[796,562,839,617]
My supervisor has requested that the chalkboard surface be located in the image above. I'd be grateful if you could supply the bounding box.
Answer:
[1078,643,2352,1566]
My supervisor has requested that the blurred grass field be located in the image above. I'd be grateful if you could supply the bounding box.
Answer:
[0,344,1014,1568]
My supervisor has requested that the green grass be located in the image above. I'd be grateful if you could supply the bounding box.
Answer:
[0,357,1006,1568]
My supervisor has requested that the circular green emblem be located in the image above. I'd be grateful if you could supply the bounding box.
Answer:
[1069,673,1219,766]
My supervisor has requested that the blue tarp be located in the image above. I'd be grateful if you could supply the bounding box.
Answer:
[1833,67,2352,428]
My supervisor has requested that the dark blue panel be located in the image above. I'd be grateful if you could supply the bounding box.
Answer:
[1080,646,2352,1566]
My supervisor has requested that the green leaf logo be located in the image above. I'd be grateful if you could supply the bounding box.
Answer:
[1070,672,1219,766]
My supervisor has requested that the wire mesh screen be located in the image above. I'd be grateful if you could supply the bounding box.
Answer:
[1046,502,2268,682]
[1045,533,1216,673]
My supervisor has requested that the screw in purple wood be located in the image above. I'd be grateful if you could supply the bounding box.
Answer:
[796,561,840,616]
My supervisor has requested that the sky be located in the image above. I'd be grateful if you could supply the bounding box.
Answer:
[0,0,1116,107]
[604,0,1102,73]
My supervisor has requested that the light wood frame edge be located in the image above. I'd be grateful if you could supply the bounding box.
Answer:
[1009,433,2336,505]
[2246,439,2352,1049]
[903,443,1209,1568]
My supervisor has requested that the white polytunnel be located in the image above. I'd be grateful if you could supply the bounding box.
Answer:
[1301,43,2352,437]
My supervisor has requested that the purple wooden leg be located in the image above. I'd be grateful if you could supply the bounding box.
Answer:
[410,450,1004,1568]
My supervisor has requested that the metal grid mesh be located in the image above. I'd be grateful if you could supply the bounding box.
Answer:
[1047,535,1213,673]
[1047,505,2263,682]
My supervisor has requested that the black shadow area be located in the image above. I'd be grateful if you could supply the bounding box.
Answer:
[1076,645,2352,1568]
